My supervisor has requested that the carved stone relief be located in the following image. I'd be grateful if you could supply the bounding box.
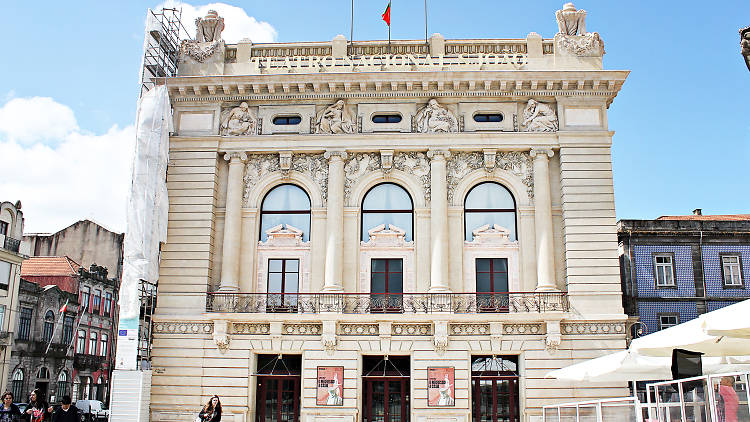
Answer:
[220,102,256,136]
[315,100,356,134]
[414,99,458,133]
[180,10,225,63]
[449,323,490,336]
[343,152,382,201]
[446,151,533,202]
[232,323,270,335]
[282,323,322,335]
[392,324,432,336]
[153,321,214,335]
[393,152,431,201]
[522,100,559,132]
[243,153,328,206]
[561,322,626,335]
[554,3,604,57]
[338,324,379,336]
[502,323,543,335]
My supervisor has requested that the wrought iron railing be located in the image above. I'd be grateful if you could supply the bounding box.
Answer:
[206,292,568,314]
[2,236,20,253]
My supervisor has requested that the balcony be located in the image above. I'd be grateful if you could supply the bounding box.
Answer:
[31,341,69,358]
[0,236,20,253]
[206,292,569,314]
[74,353,105,370]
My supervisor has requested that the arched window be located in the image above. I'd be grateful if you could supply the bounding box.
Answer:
[57,371,69,399]
[11,369,23,401]
[259,184,311,242]
[95,376,105,402]
[42,311,55,343]
[464,182,517,241]
[36,367,49,379]
[361,183,413,242]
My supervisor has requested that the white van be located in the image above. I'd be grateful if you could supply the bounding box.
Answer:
[74,400,109,422]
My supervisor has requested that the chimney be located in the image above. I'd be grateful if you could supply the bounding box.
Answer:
[693,208,702,216]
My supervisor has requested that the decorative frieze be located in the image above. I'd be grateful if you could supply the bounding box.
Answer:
[446,151,533,202]
[449,323,490,336]
[232,323,271,335]
[282,323,323,335]
[343,152,382,201]
[243,153,328,206]
[561,322,626,335]
[502,323,543,335]
[393,152,431,201]
[338,324,379,336]
[392,324,432,336]
[153,321,214,335]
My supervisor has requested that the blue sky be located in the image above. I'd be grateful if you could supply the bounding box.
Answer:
[1,1,748,233]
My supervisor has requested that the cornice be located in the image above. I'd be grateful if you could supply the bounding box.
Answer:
[162,70,629,106]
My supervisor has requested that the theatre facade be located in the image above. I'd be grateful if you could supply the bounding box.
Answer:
[149,4,630,421]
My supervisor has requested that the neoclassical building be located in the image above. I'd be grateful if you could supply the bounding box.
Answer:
[149,3,629,421]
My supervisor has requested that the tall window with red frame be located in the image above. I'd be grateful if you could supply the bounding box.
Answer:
[92,289,101,314]
[267,259,299,311]
[475,258,509,312]
[80,286,90,313]
[370,258,403,312]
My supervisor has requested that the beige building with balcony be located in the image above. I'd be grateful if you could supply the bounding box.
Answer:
[0,201,26,395]
[148,3,629,421]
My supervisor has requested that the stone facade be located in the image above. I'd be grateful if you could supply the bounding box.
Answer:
[618,214,750,336]
[0,200,25,396]
[150,4,629,422]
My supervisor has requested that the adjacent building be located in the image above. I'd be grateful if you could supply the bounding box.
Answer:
[14,257,118,404]
[146,3,630,421]
[0,201,25,395]
[618,211,750,336]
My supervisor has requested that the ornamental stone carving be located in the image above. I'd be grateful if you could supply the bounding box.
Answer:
[741,26,750,72]
[322,321,337,355]
[502,323,543,335]
[414,99,458,133]
[344,151,431,203]
[433,321,448,355]
[153,321,214,335]
[282,323,323,335]
[545,321,562,353]
[232,323,270,335]
[561,322,626,335]
[471,224,512,244]
[196,10,225,42]
[449,323,490,336]
[522,100,558,132]
[261,224,304,246]
[446,151,533,202]
[554,3,604,57]
[338,324,379,336]
[316,100,355,134]
[243,153,328,206]
[362,224,411,247]
[220,103,256,136]
[392,324,432,336]
[213,320,231,353]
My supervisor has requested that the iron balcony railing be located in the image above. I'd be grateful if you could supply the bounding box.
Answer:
[206,292,568,314]
[1,236,20,253]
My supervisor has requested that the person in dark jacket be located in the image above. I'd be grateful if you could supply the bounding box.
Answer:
[0,391,22,422]
[47,396,78,422]
[24,390,46,422]
[198,395,221,422]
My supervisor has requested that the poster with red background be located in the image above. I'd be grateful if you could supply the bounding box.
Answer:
[317,366,344,406]
[427,367,455,407]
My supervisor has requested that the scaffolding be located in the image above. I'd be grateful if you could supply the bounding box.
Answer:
[137,279,157,370]
[140,8,191,96]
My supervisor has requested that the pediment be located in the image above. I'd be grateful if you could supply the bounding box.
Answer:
[261,224,304,246]
[361,224,411,247]
[469,224,513,244]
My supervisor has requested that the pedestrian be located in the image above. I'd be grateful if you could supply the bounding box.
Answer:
[25,390,47,422]
[718,376,739,422]
[0,391,22,422]
[46,396,78,422]
[197,395,221,422]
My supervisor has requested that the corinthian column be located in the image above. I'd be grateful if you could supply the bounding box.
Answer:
[323,150,347,292]
[530,149,557,291]
[427,149,451,292]
[219,152,247,291]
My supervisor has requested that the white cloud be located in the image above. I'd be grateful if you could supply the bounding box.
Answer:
[157,1,277,43]
[0,97,79,145]
[0,97,134,234]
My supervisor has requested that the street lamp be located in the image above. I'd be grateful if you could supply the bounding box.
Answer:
[741,26,750,72]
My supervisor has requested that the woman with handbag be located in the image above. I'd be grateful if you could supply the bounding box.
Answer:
[197,395,221,422]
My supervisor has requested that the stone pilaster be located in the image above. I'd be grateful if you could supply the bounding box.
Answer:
[323,150,348,292]
[219,152,247,291]
[427,149,451,292]
[531,148,557,291]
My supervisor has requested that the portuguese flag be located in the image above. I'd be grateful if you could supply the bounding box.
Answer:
[382,1,391,26]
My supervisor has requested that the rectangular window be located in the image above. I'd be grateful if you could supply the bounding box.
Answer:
[100,334,108,357]
[0,261,10,291]
[103,292,112,317]
[89,331,98,355]
[0,221,7,236]
[17,307,32,340]
[658,314,679,330]
[92,289,102,314]
[475,258,510,312]
[80,286,90,312]
[0,305,5,330]
[653,254,676,288]
[721,255,743,287]
[62,315,74,345]
[267,259,299,311]
[77,330,86,354]
[370,259,403,312]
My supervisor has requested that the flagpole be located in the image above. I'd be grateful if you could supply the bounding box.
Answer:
[45,309,66,355]
[424,0,428,46]
[350,0,354,44]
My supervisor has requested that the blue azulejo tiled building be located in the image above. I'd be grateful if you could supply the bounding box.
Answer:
[618,211,750,337]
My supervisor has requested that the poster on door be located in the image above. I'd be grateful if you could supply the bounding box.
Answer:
[317,366,344,406]
[428,367,455,406]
